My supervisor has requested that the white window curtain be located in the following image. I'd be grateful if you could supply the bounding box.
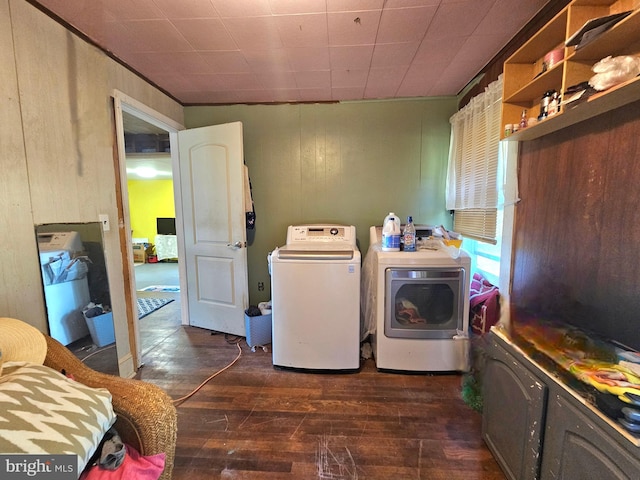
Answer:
[446,75,503,243]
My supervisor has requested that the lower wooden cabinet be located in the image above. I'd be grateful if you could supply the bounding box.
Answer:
[483,330,640,480]
[541,393,640,479]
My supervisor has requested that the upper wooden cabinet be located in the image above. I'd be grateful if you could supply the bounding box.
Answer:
[502,0,640,141]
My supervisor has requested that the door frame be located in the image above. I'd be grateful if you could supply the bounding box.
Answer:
[112,90,186,369]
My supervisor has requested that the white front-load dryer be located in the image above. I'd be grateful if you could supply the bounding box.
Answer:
[365,226,471,372]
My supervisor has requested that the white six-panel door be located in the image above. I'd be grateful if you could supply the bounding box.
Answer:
[177,122,248,335]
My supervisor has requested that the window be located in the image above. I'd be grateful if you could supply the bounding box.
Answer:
[446,76,520,288]
[446,76,503,244]
[454,138,519,288]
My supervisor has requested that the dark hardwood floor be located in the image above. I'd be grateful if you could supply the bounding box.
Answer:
[130,298,505,480]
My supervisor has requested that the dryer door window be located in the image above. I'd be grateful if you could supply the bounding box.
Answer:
[384,267,465,339]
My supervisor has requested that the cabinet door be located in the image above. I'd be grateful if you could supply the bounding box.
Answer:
[483,339,548,480]
[541,393,640,480]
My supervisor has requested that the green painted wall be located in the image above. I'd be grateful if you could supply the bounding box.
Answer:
[127,179,175,243]
[185,98,457,304]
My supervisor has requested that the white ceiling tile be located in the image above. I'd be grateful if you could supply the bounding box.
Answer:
[328,10,382,46]
[270,88,301,102]
[371,42,420,67]
[364,67,407,98]
[152,0,219,18]
[35,0,555,103]
[255,72,298,89]
[244,49,291,72]
[215,73,264,91]
[294,71,332,89]
[286,47,331,71]
[182,74,223,91]
[223,16,284,50]
[432,61,481,94]
[211,0,272,17]
[331,69,368,88]
[377,6,437,43]
[326,0,384,13]
[422,1,488,41]
[329,45,374,70]
[199,51,252,73]
[331,86,366,100]
[269,0,326,15]
[413,35,467,65]
[103,0,164,20]
[126,52,214,75]
[397,61,448,97]
[274,13,328,48]
[152,74,199,92]
[367,66,408,86]
[232,90,273,103]
[36,0,115,36]
[118,20,193,52]
[102,21,148,52]
[384,0,440,6]
[475,0,548,36]
[171,18,237,51]
[298,88,333,102]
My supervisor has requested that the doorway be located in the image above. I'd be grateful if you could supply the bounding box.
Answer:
[123,115,182,355]
[113,93,249,368]
[113,91,186,369]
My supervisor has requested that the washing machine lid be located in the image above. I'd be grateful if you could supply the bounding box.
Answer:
[276,246,354,260]
[285,224,357,249]
[37,231,83,253]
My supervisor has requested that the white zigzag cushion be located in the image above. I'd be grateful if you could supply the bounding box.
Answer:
[0,362,116,475]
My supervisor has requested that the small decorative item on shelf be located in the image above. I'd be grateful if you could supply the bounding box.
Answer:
[538,90,556,120]
[504,124,513,137]
[519,109,528,129]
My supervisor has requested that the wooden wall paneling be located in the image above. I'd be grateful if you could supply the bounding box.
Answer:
[512,100,640,350]
[12,11,81,223]
[0,0,45,326]
[595,102,640,345]
[2,0,184,375]
[185,98,456,303]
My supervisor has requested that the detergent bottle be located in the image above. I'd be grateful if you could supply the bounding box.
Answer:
[381,213,401,251]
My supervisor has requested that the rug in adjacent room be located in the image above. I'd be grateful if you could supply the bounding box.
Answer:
[137,297,174,319]
[139,285,180,292]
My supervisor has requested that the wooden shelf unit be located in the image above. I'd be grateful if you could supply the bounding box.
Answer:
[502,0,640,141]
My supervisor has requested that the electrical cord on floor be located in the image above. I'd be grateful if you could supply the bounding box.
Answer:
[79,343,116,363]
[224,333,244,345]
[171,341,243,407]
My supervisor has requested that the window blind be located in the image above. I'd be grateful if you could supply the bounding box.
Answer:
[446,76,503,243]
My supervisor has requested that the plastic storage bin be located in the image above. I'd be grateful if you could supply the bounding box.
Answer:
[244,313,272,351]
[84,312,115,347]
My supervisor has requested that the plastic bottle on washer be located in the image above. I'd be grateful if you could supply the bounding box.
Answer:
[381,213,401,251]
[403,216,416,252]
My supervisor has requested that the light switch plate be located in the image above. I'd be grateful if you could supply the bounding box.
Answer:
[99,214,110,231]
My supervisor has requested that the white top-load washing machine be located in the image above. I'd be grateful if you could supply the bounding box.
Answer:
[270,225,361,370]
[363,226,471,372]
[37,231,90,345]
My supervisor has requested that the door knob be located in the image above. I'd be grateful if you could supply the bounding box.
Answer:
[227,241,243,249]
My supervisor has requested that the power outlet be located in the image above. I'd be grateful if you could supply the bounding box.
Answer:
[258,282,264,291]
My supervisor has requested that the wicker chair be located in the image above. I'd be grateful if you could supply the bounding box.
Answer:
[43,335,177,480]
